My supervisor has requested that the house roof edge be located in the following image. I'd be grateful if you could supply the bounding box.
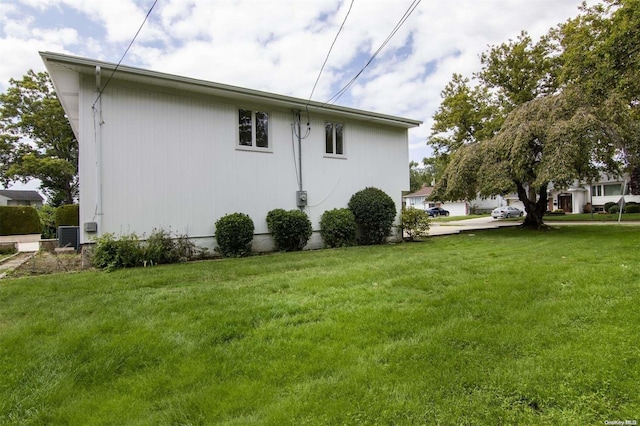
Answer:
[40,51,422,128]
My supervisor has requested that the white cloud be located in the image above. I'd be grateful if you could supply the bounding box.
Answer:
[1,0,596,164]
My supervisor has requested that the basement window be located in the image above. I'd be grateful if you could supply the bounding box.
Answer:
[325,122,344,156]
[238,109,269,150]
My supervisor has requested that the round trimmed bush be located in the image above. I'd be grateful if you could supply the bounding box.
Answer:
[215,213,255,257]
[348,187,396,245]
[266,209,312,252]
[320,208,356,248]
[609,205,620,214]
[604,202,617,213]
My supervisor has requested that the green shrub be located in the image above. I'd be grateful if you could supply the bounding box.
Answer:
[143,228,181,265]
[266,209,312,252]
[400,207,430,241]
[92,229,195,270]
[215,213,255,257]
[625,204,640,213]
[92,233,143,270]
[55,204,79,227]
[348,187,397,245]
[38,205,57,239]
[609,205,620,214]
[0,206,41,236]
[320,208,356,248]
[604,202,617,213]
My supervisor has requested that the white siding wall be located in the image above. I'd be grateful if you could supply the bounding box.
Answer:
[78,78,409,246]
[0,195,8,206]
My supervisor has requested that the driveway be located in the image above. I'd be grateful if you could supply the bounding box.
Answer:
[428,216,521,236]
[427,216,640,236]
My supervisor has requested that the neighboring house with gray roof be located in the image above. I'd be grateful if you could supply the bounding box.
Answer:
[0,190,44,208]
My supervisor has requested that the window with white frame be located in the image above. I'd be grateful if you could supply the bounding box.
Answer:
[325,122,344,156]
[238,109,269,149]
[591,185,602,196]
[603,184,622,196]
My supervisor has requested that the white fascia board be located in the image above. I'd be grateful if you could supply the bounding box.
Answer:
[40,51,422,129]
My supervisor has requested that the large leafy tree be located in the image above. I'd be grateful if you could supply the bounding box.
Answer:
[409,156,450,193]
[429,1,639,229]
[0,70,78,206]
[558,0,640,185]
[429,73,502,156]
[409,160,429,192]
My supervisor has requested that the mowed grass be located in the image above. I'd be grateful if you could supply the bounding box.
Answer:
[1,226,639,425]
[543,212,640,221]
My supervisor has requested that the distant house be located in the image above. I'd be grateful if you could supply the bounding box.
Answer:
[548,174,639,213]
[41,51,422,250]
[472,174,639,215]
[0,190,44,208]
[403,185,468,216]
[469,193,531,215]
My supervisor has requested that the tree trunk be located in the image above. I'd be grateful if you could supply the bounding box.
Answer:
[516,182,549,229]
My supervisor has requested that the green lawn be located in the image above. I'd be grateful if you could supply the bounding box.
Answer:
[543,212,640,221]
[1,226,639,424]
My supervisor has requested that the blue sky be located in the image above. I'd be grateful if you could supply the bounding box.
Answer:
[0,0,593,191]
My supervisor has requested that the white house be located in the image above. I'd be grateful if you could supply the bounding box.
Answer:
[548,174,639,213]
[473,174,638,215]
[469,194,526,213]
[0,190,44,208]
[41,52,421,250]
[403,186,468,216]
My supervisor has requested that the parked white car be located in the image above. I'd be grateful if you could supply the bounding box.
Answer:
[491,206,524,219]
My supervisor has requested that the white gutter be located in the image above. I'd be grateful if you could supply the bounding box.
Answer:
[94,65,103,234]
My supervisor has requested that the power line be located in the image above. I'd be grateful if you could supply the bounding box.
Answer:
[325,0,421,105]
[306,0,355,107]
[92,0,158,109]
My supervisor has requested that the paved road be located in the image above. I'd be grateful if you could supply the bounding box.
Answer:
[428,216,640,236]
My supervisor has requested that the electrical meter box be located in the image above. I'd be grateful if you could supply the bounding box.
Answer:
[296,191,308,207]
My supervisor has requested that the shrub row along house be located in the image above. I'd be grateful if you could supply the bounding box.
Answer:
[41,52,421,250]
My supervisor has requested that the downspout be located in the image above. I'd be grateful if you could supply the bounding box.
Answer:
[297,111,303,194]
[294,110,307,212]
[95,65,103,235]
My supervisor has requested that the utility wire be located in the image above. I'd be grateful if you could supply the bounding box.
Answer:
[92,0,158,109]
[325,0,421,105]
[306,0,355,107]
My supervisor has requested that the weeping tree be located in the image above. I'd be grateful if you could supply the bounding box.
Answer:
[439,92,626,228]
[429,0,640,229]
